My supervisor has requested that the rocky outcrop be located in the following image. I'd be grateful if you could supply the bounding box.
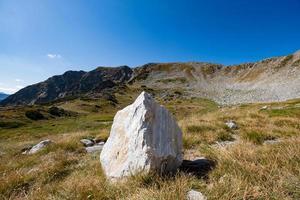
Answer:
[100,92,182,180]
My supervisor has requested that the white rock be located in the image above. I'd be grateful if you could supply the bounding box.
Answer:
[80,139,94,147]
[86,144,104,153]
[225,120,238,129]
[26,139,52,154]
[100,91,183,180]
[187,190,207,200]
[260,105,268,110]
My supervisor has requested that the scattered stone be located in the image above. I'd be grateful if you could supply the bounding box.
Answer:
[92,138,106,144]
[263,139,280,145]
[187,189,207,200]
[100,91,183,180]
[23,139,52,154]
[213,140,236,148]
[80,139,95,147]
[86,144,104,153]
[225,120,238,130]
[260,105,268,110]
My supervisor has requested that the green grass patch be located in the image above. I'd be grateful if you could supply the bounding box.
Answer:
[242,131,276,144]
[217,131,234,142]
[186,125,215,133]
[267,108,300,118]
[0,120,25,129]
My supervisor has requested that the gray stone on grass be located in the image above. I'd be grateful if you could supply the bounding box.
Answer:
[187,190,207,200]
[100,91,183,180]
[260,105,268,110]
[80,139,94,147]
[23,139,52,154]
[85,144,104,153]
[225,120,238,130]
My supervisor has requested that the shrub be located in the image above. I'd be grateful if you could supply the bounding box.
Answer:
[0,121,25,129]
[25,110,45,120]
[48,106,73,117]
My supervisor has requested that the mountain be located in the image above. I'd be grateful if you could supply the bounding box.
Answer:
[1,51,300,106]
[0,92,9,101]
[0,66,132,106]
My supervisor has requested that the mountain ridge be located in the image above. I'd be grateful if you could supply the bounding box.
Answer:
[1,51,300,106]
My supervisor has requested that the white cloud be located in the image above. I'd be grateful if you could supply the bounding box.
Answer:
[16,85,24,89]
[0,85,25,94]
[47,54,62,59]
[0,87,18,94]
[15,78,23,82]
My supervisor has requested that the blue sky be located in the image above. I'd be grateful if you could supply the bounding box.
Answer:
[0,0,300,94]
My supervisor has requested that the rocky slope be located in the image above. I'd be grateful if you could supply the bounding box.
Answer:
[0,66,132,106]
[1,51,300,106]
[131,50,300,104]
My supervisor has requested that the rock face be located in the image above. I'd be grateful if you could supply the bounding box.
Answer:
[100,91,182,180]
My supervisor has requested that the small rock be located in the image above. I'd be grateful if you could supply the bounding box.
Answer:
[80,139,94,147]
[225,120,238,129]
[92,138,106,144]
[260,105,268,110]
[85,144,104,153]
[263,139,280,145]
[24,139,52,154]
[213,140,236,148]
[187,189,207,200]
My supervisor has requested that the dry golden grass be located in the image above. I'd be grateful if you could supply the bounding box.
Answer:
[0,97,299,199]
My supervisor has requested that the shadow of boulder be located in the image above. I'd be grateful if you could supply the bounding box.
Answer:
[179,158,216,178]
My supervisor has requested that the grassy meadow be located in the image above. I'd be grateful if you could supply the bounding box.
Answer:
[0,91,299,199]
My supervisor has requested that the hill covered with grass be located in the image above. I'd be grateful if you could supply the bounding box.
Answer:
[0,87,299,199]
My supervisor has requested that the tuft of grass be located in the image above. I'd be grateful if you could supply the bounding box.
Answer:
[217,131,234,142]
[242,131,276,144]
[186,125,215,133]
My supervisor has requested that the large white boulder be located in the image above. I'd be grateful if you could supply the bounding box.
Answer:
[100,91,182,180]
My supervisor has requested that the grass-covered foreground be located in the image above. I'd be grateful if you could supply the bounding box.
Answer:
[0,94,299,199]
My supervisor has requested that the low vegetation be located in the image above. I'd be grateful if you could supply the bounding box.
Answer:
[0,94,299,199]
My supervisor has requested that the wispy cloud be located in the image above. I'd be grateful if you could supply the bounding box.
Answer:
[0,85,25,94]
[16,85,24,89]
[0,87,18,94]
[47,54,62,59]
[15,78,23,82]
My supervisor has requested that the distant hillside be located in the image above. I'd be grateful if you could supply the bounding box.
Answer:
[131,50,300,104]
[0,66,132,106]
[0,92,9,101]
[1,50,300,106]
